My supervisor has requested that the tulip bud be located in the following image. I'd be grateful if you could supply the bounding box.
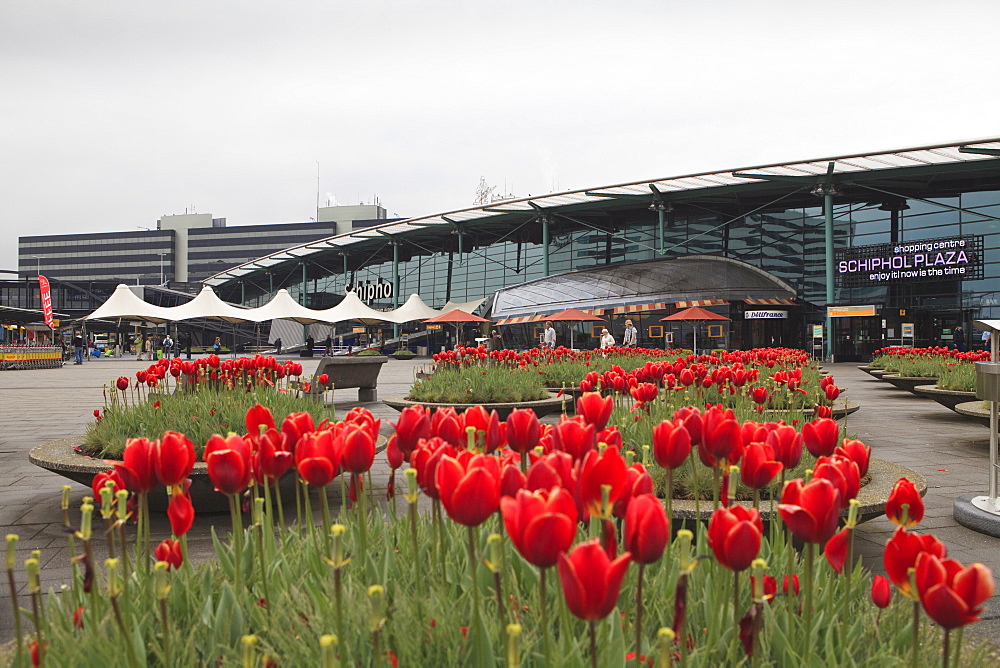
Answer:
[625,450,636,466]
[600,483,612,519]
[25,558,39,594]
[99,486,114,520]
[241,635,258,668]
[6,534,18,570]
[846,498,860,528]
[404,468,419,504]
[534,445,544,457]
[331,524,347,566]
[116,490,129,521]
[320,635,339,668]
[728,465,739,505]
[254,497,265,525]
[751,559,767,602]
[486,533,503,573]
[106,558,121,598]
[154,561,170,600]
[79,503,94,541]
[466,425,478,451]
[506,623,522,668]
[61,485,72,511]
[641,444,650,466]
[657,627,675,667]
[367,584,386,632]
[804,468,813,482]
[677,529,694,572]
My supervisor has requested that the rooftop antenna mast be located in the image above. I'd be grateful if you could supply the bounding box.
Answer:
[316,161,320,222]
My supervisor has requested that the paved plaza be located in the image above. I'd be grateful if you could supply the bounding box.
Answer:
[2,356,999,649]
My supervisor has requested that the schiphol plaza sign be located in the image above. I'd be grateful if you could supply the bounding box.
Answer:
[836,234,983,287]
[345,280,393,303]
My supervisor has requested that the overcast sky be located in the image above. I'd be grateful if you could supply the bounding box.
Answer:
[2,0,998,272]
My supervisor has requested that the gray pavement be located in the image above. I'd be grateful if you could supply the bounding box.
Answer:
[2,358,1000,649]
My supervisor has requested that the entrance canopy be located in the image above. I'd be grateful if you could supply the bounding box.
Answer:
[490,255,797,319]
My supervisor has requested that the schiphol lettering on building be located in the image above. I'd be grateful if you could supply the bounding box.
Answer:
[345,281,393,303]
[745,310,788,319]
[836,235,983,286]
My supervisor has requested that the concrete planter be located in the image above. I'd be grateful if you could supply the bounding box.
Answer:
[669,458,925,525]
[913,384,978,411]
[383,393,568,420]
[954,401,992,429]
[30,435,386,513]
[879,374,938,394]
[760,401,860,422]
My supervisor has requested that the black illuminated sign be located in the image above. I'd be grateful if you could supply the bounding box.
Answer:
[836,235,983,287]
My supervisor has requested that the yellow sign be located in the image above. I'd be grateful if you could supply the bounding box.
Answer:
[812,325,824,338]
[426,324,442,330]
[352,327,366,333]
[827,305,877,318]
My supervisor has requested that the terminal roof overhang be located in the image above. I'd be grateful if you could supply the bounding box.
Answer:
[205,138,1000,294]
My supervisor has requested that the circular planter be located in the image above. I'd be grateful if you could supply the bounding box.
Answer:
[383,393,568,420]
[857,365,877,375]
[867,368,891,378]
[30,435,387,513]
[954,401,993,429]
[668,458,925,525]
[879,374,938,394]
[913,384,978,412]
[760,401,860,422]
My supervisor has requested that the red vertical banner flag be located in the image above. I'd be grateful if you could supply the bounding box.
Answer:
[38,275,54,329]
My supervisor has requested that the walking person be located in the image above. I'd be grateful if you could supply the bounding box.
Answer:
[144,335,155,361]
[622,319,638,347]
[72,331,85,365]
[162,332,175,359]
[982,328,991,351]
[953,325,967,352]
[542,321,556,349]
[273,337,282,355]
[599,327,616,356]
[324,335,332,356]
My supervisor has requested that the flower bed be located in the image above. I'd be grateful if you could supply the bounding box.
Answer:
[870,346,988,380]
[7,388,993,666]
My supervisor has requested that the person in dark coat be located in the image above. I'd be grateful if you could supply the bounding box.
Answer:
[953,325,967,352]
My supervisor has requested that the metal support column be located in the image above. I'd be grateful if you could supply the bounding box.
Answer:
[240,281,245,305]
[301,261,308,344]
[824,192,834,360]
[392,241,400,338]
[657,208,665,255]
[542,216,550,277]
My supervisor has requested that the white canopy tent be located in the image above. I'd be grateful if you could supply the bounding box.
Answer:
[386,293,441,324]
[166,285,252,323]
[443,297,486,315]
[314,291,396,325]
[242,289,325,324]
[84,284,175,323]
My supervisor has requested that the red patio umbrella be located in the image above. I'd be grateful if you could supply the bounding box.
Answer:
[545,308,606,349]
[423,309,491,348]
[661,306,730,353]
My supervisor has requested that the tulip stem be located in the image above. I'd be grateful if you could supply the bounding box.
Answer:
[229,494,243,592]
[733,570,740,629]
[319,486,332,558]
[804,542,814,652]
[539,568,551,667]
[687,449,700,528]
[7,566,23,666]
[589,620,598,668]
[273,477,286,535]
[942,627,950,668]
[355,475,369,561]
[159,597,171,668]
[912,600,920,668]
[635,563,645,664]
[466,526,481,646]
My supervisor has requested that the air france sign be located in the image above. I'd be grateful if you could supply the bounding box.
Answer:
[836,235,982,287]
[745,310,788,319]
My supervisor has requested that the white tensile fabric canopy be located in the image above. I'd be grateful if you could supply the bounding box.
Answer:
[84,284,175,323]
[242,289,325,324]
[167,285,252,323]
[83,284,487,325]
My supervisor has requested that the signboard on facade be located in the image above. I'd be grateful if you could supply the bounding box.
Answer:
[827,305,877,317]
[836,235,983,287]
[745,310,788,319]
[901,323,914,338]
[812,325,824,338]
[345,281,394,303]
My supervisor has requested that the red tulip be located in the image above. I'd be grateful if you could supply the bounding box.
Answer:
[708,505,763,571]
[154,538,183,570]
[204,433,253,495]
[386,434,405,470]
[526,451,576,492]
[435,452,500,527]
[651,420,692,470]
[500,461,527,498]
[673,406,703,445]
[392,405,432,458]
[739,441,782,490]
[578,447,627,519]
[295,430,342,487]
[698,405,742,469]
[257,428,295,479]
[410,437,456,499]
[500,487,577,568]
[778,478,841,544]
[824,384,840,401]
[612,463,654,519]
[73,607,85,629]
[783,575,800,596]
[431,406,466,448]
[113,437,159,494]
[557,540,632,621]
[812,455,860,508]
[280,411,316,449]
[623,493,669,564]
[551,416,596,461]
[576,392,614,431]
[885,477,924,527]
[802,418,839,458]
[596,426,623,451]
[750,386,769,405]
[884,526,947,599]
[630,382,659,405]
[115,376,129,391]
[245,404,276,436]
[835,438,871,478]
[765,425,803,470]
[871,575,892,609]
[505,408,541,454]
[823,526,850,574]
[915,553,994,629]
[91,470,125,506]
[340,421,376,474]
[155,431,196,488]
[167,487,195,537]
[463,405,502,451]
[318,373,330,386]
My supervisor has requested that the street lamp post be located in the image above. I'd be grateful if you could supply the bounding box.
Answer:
[157,253,167,285]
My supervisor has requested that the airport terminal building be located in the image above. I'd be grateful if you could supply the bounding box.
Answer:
[203,139,1000,361]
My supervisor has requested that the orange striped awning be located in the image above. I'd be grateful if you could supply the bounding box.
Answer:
[495,315,544,326]
[674,299,727,307]
[743,298,796,305]
[613,302,668,314]
[582,308,605,316]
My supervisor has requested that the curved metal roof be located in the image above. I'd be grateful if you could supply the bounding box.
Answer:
[205,138,1000,290]
[489,255,796,318]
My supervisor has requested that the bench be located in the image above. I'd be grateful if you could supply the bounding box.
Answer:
[310,355,388,402]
